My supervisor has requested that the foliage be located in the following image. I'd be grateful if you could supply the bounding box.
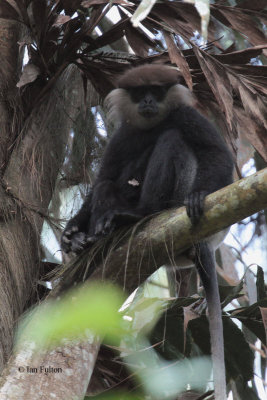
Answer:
[16,283,125,348]
[94,268,266,399]
[14,269,267,399]
[0,0,266,162]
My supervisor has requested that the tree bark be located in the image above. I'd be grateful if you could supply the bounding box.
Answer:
[0,17,27,372]
[0,15,84,372]
[0,335,101,400]
[0,167,266,400]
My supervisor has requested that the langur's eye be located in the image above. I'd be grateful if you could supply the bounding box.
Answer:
[128,85,170,103]
[129,87,148,103]
[149,86,169,101]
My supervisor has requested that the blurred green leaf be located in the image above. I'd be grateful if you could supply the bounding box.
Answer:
[142,356,212,398]
[126,341,211,398]
[16,283,125,348]
[126,297,169,335]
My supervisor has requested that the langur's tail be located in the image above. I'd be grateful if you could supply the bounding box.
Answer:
[195,242,227,400]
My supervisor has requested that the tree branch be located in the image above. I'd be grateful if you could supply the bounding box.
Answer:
[58,167,267,295]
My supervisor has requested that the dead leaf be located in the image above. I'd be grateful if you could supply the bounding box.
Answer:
[234,106,267,162]
[62,0,82,14]
[0,0,19,19]
[183,302,200,353]
[194,46,234,129]
[214,44,267,64]
[125,21,157,57]
[228,73,267,130]
[81,0,129,6]
[3,0,21,16]
[212,5,267,55]
[31,0,47,34]
[151,4,195,41]
[16,64,41,88]
[88,18,127,51]
[164,32,192,90]
[53,15,71,26]
[236,0,267,10]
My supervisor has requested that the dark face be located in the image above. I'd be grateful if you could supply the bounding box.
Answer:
[128,85,171,118]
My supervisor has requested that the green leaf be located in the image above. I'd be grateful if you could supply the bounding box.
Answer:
[16,283,125,348]
[219,280,244,308]
[232,376,261,400]
[230,298,267,344]
[149,297,200,359]
[256,266,266,301]
[223,316,254,381]
[189,314,254,382]
[150,309,186,360]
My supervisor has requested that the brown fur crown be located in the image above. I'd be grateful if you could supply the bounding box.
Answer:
[117,64,181,88]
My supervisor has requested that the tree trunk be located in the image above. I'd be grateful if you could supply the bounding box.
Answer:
[0,17,29,372]
[0,335,102,400]
[0,17,84,372]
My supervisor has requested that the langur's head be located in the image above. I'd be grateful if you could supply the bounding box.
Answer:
[105,64,195,130]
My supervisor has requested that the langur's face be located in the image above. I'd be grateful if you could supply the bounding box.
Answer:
[127,85,172,119]
[104,81,193,130]
[105,85,172,130]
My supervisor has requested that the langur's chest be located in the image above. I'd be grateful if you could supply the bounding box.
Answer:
[117,145,155,200]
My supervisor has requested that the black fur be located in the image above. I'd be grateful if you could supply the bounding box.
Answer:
[61,104,233,254]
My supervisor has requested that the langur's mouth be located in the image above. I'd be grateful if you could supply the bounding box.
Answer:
[139,110,158,118]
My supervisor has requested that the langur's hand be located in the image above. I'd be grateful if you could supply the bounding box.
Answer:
[185,191,208,224]
[94,210,142,236]
[61,224,96,255]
